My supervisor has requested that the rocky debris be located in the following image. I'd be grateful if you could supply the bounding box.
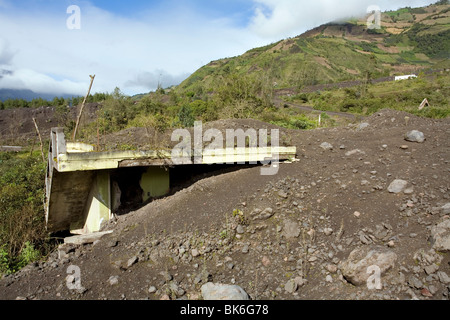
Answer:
[278,190,288,199]
[441,203,450,215]
[236,225,245,234]
[167,281,186,298]
[108,276,119,286]
[126,256,138,269]
[251,207,274,220]
[437,271,450,284]
[201,283,249,300]
[345,149,365,157]
[191,249,200,257]
[160,271,173,282]
[282,220,300,239]
[1,109,449,301]
[357,122,370,130]
[405,130,425,143]
[430,217,450,252]
[261,256,271,266]
[57,244,77,260]
[320,142,333,150]
[413,248,443,269]
[284,279,298,293]
[387,179,413,194]
[339,246,397,286]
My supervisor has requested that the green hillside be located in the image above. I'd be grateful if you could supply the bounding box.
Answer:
[177,2,450,96]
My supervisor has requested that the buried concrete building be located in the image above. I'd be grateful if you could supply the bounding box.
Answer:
[45,127,296,235]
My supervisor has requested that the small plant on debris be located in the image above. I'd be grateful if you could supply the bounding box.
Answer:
[232,209,248,225]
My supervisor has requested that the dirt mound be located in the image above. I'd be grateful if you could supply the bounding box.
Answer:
[0,108,449,301]
[94,118,293,151]
[361,109,439,130]
[0,103,100,145]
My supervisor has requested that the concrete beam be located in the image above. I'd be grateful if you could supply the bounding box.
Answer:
[54,147,296,172]
[64,230,113,245]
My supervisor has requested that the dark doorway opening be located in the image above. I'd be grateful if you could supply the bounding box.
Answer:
[110,163,260,216]
[110,167,145,214]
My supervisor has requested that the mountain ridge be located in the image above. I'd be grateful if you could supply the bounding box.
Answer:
[0,88,75,102]
[176,2,450,95]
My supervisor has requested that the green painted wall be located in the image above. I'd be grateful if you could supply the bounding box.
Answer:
[140,167,170,202]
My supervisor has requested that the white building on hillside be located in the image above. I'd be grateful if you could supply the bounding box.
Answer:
[394,74,417,81]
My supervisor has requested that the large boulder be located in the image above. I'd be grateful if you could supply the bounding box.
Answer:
[405,130,425,143]
[431,217,450,252]
[201,283,249,300]
[357,122,370,131]
[387,179,411,194]
[320,142,333,150]
[282,219,301,239]
[441,203,450,215]
[339,245,397,286]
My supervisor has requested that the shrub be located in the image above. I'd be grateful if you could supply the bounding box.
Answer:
[0,152,49,273]
[0,245,9,275]
[177,104,195,128]
[17,241,40,270]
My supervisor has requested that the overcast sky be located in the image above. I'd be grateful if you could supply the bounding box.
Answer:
[0,0,436,97]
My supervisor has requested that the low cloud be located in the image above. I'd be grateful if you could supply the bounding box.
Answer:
[249,0,435,39]
[0,68,88,95]
[0,38,16,65]
[125,70,192,93]
[0,69,13,80]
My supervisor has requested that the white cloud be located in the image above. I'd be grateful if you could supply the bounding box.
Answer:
[124,69,191,92]
[0,2,256,96]
[0,0,437,97]
[0,38,16,65]
[0,68,87,95]
[249,0,436,40]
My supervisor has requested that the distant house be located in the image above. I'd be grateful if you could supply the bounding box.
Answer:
[394,74,417,81]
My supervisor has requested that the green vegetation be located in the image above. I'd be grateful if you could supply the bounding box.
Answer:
[407,23,450,59]
[0,92,110,110]
[288,72,450,118]
[74,75,307,143]
[0,151,52,275]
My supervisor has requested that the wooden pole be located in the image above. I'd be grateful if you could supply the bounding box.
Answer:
[97,121,100,152]
[32,117,45,163]
[72,74,95,141]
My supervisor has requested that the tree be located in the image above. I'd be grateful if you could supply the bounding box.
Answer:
[52,97,65,107]
[30,98,47,108]
[97,87,133,133]
[177,104,195,128]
